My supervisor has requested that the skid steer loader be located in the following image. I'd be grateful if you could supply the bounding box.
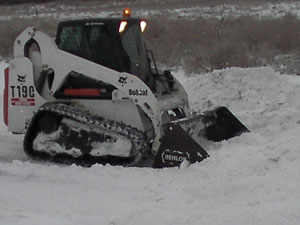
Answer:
[3,9,248,168]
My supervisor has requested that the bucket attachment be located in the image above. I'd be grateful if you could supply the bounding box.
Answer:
[176,106,249,143]
[152,123,209,168]
[201,107,249,141]
[152,107,249,168]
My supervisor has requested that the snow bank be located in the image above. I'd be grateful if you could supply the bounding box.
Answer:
[1,67,300,225]
[180,67,300,137]
[2,2,300,21]
[166,2,300,20]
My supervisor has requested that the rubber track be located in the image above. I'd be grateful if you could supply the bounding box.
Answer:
[23,103,149,166]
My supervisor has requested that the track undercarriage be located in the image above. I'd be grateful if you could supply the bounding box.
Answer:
[23,103,149,166]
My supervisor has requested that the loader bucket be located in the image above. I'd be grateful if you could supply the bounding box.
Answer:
[202,107,249,142]
[152,123,209,168]
[174,106,249,144]
[152,107,248,168]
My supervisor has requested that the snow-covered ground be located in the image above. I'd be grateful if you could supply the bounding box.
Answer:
[1,64,300,225]
[1,2,300,21]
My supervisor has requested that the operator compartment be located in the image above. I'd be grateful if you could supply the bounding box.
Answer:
[55,18,152,86]
[55,17,182,98]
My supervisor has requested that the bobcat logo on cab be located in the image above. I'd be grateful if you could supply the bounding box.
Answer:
[17,74,26,83]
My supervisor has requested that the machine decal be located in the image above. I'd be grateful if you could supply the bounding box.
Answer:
[161,149,190,165]
[10,85,35,98]
[11,97,35,106]
[129,89,148,96]
[17,74,26,83]
[85,22,105,26]
[118,76,127,85]
[10,85,35,106]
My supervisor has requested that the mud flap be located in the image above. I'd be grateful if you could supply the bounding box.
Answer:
[203,107,249,142]
[152,123,209,168]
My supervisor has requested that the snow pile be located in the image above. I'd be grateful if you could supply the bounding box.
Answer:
[167,2,300,20]
[1,66,300,224]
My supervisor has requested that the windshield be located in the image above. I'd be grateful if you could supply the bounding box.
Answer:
[57,24,124,72]
[120,24,151,81]
[56,20,152,83]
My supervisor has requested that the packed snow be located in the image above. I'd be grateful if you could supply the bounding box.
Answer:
[1,63,300,224]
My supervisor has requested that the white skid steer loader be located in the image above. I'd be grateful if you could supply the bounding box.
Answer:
[3,10,248,168]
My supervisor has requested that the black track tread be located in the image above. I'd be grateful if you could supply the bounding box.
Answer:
[23,103,149,166]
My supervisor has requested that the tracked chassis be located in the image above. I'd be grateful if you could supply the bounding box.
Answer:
[23,103,149,166]
[4,18,249,168]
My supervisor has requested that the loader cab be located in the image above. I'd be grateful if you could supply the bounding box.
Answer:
[55,18,153,86]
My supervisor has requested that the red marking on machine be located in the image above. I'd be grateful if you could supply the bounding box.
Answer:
[3,67,9,126]
[11,98,35,106]
[64,88,101,96]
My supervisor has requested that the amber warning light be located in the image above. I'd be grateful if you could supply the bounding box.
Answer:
[123,8,131,17]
